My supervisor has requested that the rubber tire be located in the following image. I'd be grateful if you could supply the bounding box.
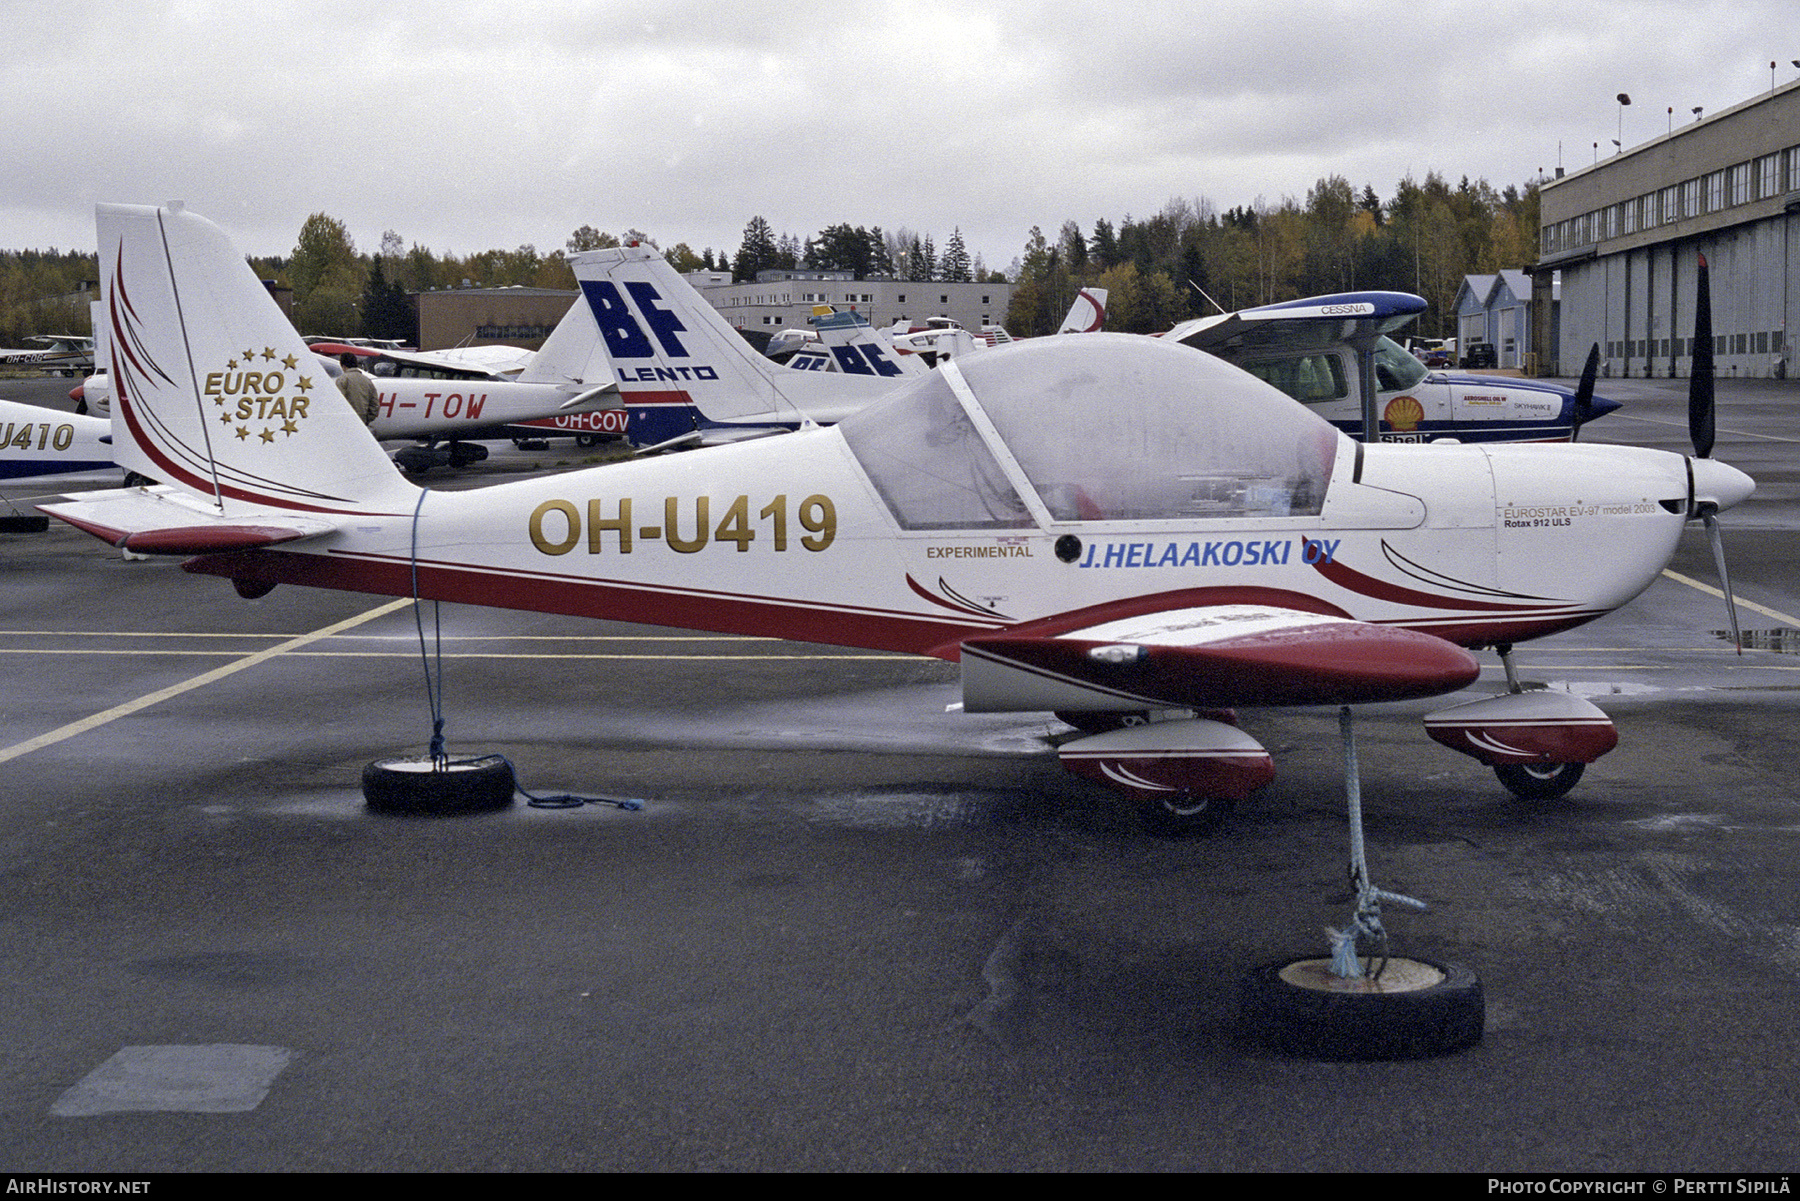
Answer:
[362,755,516,814]
[1239,956,1484,1060]
[1495,760,1584,800]
[1055,710,1151,734]
[1137,792,1232,837]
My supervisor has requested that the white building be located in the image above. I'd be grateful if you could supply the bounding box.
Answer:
[690,269,1015,337]
[1537,78,1800,378]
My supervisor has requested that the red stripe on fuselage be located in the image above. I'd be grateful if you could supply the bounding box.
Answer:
[183,547,990,657]
[613,388,694,406]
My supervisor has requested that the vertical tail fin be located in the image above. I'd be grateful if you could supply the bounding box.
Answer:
[809,307,925,377]
[1058,287,1108,333]
[99,202,415,515]
[568,246,891,439]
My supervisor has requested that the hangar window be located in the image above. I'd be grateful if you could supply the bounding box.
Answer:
[1757,154,1779,199]
[1706,171,1725,212]
[1730,163,1750,205]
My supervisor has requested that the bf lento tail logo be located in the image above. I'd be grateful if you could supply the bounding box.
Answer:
[202,348,319,445]
[581,279,721,385]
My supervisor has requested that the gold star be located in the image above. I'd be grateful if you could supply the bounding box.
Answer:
[259,427,275,444]
[282,420,298,436]
[242,349,255,362]
[227,359,238,369]
[219,410,232,425]
[282,354,298,370]
[296,376,313,392]
[213,393,228,405]
[234,425,249,441]
[262,347,277,361]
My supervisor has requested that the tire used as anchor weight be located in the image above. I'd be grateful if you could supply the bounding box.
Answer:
[1239,955,1484,1060]
[362,754,516,814]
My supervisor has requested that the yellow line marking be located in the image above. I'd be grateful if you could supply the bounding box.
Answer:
[0,649,917,661]
[1661,568,1800,627]
[1606,414,1800,445]
[0,599,411,766]
[0,630,783,642]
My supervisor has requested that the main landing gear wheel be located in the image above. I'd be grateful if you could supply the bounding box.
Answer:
[362,755,516,814]
[1239,956,1484,1060]
[1495,761,1584,800]
[1137,791,1233,837]
[1054,710,1150,735]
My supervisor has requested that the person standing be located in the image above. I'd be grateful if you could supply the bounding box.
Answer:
[335,352,380,426]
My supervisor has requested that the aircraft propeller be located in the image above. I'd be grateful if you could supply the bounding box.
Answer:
[1686,252,1743,653]
[1570,343,1601,441]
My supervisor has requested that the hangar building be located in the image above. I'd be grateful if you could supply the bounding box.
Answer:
[1537,78,1800,378]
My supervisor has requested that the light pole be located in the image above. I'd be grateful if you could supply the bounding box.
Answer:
[1616,93,1631,153]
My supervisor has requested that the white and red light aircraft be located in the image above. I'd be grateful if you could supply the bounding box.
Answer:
[41,203,1755,1049]
[46,202,1753,819]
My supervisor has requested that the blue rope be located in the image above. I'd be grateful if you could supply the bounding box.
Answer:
[406,486,643,812]
[409,488,449,767]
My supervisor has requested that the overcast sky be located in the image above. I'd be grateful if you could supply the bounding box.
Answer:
[5,0,1795,271]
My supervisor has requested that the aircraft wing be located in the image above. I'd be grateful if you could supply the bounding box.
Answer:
[40,487,338,555]
[1165,292,1427,353]
[959,602,1479,712]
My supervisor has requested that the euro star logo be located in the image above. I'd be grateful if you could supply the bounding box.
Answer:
[202,349,316,446]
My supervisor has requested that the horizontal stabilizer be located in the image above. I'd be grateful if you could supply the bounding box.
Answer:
[40,487,337,555]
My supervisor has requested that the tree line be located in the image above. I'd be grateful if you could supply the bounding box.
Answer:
[1006,172,1541,337]
[0,171,1537,347]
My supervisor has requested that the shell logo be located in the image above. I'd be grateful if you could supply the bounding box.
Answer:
[1383,395,1424,432]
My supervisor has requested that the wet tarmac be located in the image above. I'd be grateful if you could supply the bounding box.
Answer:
[1,374,1798,1171]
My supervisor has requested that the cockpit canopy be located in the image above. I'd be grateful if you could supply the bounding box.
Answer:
[837,333,1342,530]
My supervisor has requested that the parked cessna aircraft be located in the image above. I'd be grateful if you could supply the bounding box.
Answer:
[306,340,537,381]
[569,245,896,452]
[48,204,1754,836]
[0,335,95,376]
[0,397,112,480]
[1163,292,1620,443]
[79,279,618,473]
[785,287,1111,376]
[776,307,929,377]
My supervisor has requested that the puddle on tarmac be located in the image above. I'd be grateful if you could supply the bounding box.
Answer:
[1718,628,1800,653]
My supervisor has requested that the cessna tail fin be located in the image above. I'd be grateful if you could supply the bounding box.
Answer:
[808,306,925,378]
[568,245,891,442]
[1058,287,1108,334]
[94,202,416,517]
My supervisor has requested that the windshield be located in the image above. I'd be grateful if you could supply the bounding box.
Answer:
[838,334,1340,527]
[1373,336,1428,391]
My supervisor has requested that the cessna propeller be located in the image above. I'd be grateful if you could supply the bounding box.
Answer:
[1570,343,1602,439]
[1686,253,1743,652]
